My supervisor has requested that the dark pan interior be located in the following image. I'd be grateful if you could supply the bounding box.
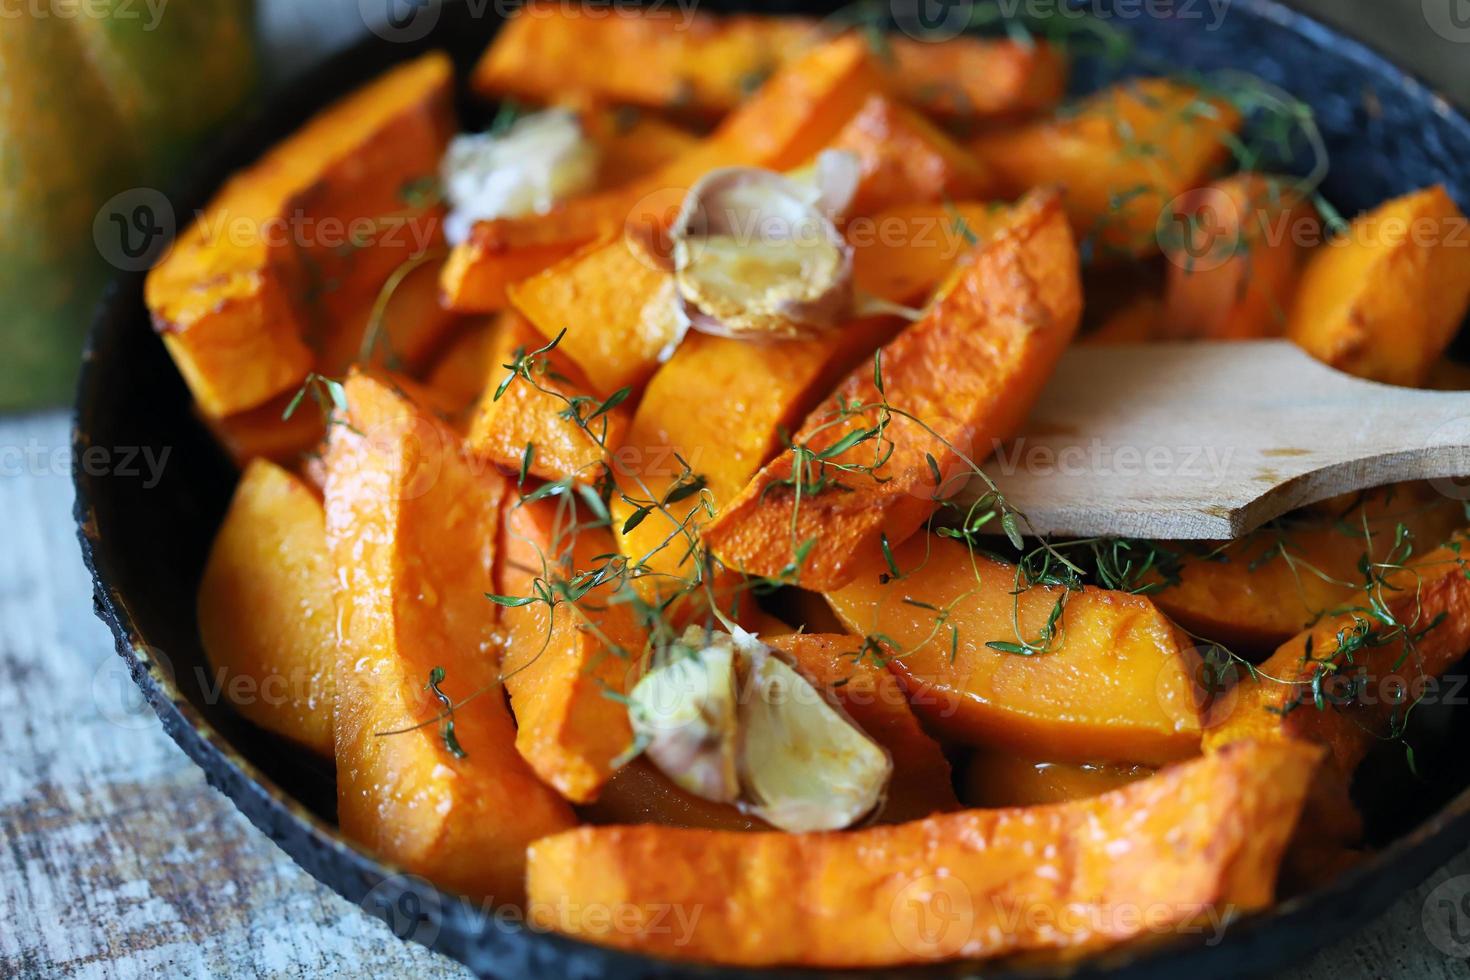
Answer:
[73,1,1470,977]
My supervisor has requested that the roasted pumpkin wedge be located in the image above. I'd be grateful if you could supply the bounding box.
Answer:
[972,79,1241,259]
[473,4,1064,122]
[424,318,501,415]
[849,201,1015,307]
[610,316,902,581]
[1161,173,1317,340]
[527,739,1322,967]
[199,394,327,471]
[147,53,454,417]
[1287,185,1470,386]
[769,634,959,822]
[575,101,701,190]
[826,94,993,217]
[198,459,336,755]
[497,497,646,803]
[507,235,683,396]
[963,752,1154,808]
[468,311,628,484]
[443,34,884,312]
[324,372,574,903]
[826,534,1209,765]
[316,256,462,377]
[1151,483,1466,655]
[1204,534,1470,867]
[702,190,1082,590]
[1206,534,1470,773]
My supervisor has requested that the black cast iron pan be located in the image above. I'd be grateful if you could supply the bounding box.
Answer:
[73,1,1470,976]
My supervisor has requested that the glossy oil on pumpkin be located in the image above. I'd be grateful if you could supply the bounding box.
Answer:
[1151,483,1467,654]
[702,190,1082,590]
[198,459,336,756]
[827,534,1208,766]
[497,497,644,804]
[146,53,454,417]
[526,739,1323,967]
[323,372,574,904]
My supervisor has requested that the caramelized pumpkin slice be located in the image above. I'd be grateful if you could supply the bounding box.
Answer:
[507,236,683,396]
[473,5,1064,122]
[611,317,902,580]
[425,319,502,416]
[199,394,327,471]
[317,257,462,377]
[148,53,453,416]
[1204,535,1470,867]
[1206,535,1470,774]
[468,312,628,484]
[324,372,574,903]
[497,497,645,803]
[769,634,959,822]
[827,535,1207,765]
[1161,173,1317,340]
[527,739,1322,967]
[881,31,1067,123]
[198,459,336,755]
[963,752,1153,808]
[1151,483,1466,655]
[972,79,1241,258]
[444,35,884,312]
[702,190,1082,590]
[826,94,993,217]
[849,201,1015,306]
[1287,185,1470,386]
[577,102,701,190]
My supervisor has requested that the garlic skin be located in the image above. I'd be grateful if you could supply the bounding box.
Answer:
[629,626,891,833]
[627,636,740,803]
[440,108,600,245]
[737,645,892,833]
[670,152,861,341]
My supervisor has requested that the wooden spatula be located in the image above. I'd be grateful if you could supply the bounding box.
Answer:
[984,340,1470,540]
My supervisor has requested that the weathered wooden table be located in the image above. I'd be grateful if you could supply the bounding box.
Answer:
[3,2,1468,977]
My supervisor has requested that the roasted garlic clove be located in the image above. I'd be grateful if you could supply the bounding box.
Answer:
[630,626,891,833]
[737,645,892,833]
[627,634,741,803]
[440,108,600,244]
[671,154,859,341]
